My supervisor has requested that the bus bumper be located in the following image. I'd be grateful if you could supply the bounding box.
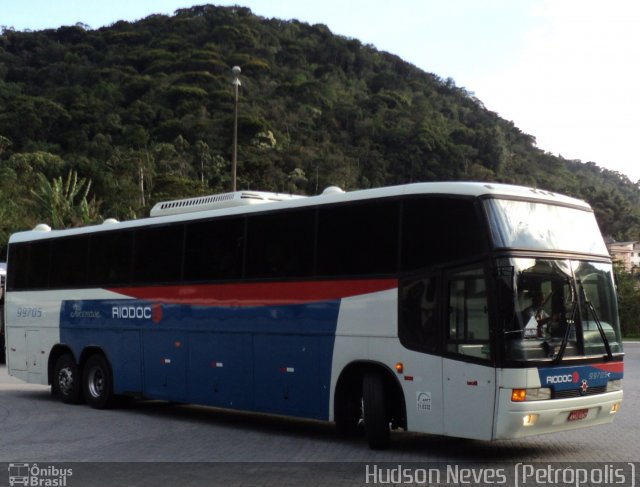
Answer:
[494,389,623,439]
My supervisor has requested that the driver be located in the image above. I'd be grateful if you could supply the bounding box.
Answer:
[522,290,549,338]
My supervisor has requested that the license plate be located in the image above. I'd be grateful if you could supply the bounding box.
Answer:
[568,408,589,421]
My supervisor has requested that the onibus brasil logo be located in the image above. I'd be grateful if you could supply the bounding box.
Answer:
[7,463,73,486]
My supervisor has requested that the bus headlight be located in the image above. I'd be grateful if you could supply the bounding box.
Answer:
[606,379,621,392]
[511,388,551,402]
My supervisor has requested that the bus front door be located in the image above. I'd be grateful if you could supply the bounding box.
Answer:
[442,267,496,440]
[442,358,496,439]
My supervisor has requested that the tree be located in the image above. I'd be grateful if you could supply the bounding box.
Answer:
[0,5,639,245]
[613,264,640,338]
[0,135,12,157]
[31,170,101,228]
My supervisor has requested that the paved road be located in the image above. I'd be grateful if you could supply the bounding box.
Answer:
[1,343,638,485]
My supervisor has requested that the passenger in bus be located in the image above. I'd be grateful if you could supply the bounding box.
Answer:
[522,290,549,338]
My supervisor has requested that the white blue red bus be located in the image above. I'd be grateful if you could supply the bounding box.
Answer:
[1,262,5,363]
[3,182,623,449]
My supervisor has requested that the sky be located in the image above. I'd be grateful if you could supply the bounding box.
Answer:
[3,0,640,182]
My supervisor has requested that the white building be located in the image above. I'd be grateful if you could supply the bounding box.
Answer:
[607,241,640,271]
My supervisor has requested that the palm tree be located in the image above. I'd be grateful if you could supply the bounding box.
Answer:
[31,169,101,228]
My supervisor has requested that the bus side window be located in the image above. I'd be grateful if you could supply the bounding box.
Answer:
[50,236,88,288]
[246,209,315,279]
[317,200,398,276]
[184,217,244,281]
[401,196,484,271]
[399,276,439,354]
[6,243,30,290]
[88,230,133,286]
[446,269,490,360]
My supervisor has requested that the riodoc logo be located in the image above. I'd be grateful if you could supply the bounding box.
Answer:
[111,303,163,323]
[546,371,579,385]
[112,305,151,320]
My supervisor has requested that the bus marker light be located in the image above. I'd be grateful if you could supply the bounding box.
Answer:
[522,414,538,426]
[511,388,551,401]
[610,403,620,413]
[404,376,414,381]
[395,362,404,374]
[511,389,526,402]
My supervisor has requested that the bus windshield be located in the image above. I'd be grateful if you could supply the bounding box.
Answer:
[499,258,623,363]
[485,198,608,255]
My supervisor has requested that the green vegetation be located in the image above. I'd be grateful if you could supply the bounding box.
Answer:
[614,265,640,338]
[2,5,639,235]
[2,6,640,335]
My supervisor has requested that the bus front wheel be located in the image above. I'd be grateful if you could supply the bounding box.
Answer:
[83,354,115,409]
[53,354,82,404]
[362,372,390,450]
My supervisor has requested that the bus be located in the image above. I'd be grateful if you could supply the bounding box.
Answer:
[4,182,623,449]
[1,262,5,363]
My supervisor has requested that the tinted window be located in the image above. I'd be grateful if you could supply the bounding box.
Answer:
[402,197,484,271]
[317,200,399,276]
[246,209,315,278]
[27,240,51,289]
[88,230,133,286]
[50,236,88,288]
[184,217,244,281]
[133,225,184,284]
[7,243,30,290]
[446,268,491,361]
[399,275,440,354]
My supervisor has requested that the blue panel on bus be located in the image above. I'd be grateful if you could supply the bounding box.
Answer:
[254,334,334,419]
[118,330,142,393]
[142,330,187,401]
[59,298,340,419]
[537,362,623,392]
[187,332,253,410]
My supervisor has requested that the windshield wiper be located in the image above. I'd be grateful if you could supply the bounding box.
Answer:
[552,299,577,364]
[579,282,613,360]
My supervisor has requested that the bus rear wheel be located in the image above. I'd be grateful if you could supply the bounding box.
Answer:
[362,372,390,450]
[53,354,82,404]
[83,354,115,409]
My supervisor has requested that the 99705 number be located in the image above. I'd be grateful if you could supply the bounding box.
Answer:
[16,307,44,318]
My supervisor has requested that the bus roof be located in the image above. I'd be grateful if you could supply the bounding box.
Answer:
[8,182,591,244]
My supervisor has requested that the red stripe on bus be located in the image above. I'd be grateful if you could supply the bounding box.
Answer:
[592,362,624,373]
[107,279,398,306]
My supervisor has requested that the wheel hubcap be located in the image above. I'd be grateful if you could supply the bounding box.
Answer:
[88,367,104,398]
[58,368,74,396]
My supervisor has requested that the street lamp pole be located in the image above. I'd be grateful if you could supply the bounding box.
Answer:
[231,65,241,192]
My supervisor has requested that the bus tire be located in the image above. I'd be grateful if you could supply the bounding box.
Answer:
[83,354,115,409]
[53,354,82,404]
[362,372,390,450]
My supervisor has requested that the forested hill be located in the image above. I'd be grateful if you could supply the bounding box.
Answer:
[1,4,639,251]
